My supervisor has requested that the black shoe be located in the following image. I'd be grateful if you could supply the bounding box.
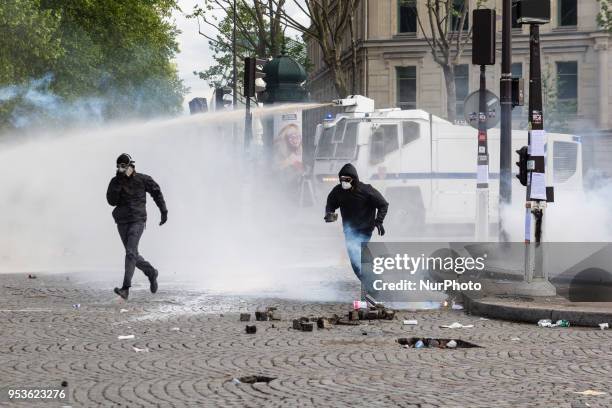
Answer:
[114,287,129,300]
[149,270,158,294]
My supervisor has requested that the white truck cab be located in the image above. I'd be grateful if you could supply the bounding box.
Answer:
[312,95,583,233]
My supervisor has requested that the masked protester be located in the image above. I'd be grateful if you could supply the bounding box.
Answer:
[106,153,168,300]
[324,163,388,293]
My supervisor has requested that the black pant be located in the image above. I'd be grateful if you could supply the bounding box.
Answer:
[117,222,156,289]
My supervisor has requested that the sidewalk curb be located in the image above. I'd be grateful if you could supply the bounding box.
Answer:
[463,294,612,327]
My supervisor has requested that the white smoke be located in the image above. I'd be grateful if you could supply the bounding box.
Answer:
[0,104,351,301]
[0,74,106,128]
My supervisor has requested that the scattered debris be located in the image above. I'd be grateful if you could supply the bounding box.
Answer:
[300,322,314,332]
[353,300,367,310]
[245,325,256,334]
[511,337,521,341]
[403,320,418,325]
[231,378,241,385]
[398,337,480,349]
[479,317,489,321]
[538,319,553,327]
[61,381,68,387]
[170,327,180,331]
[119,309,128,313]
[132,346,149,353]
[440,322,474,329]
[317,318,332,329]
[255,311,268,321]
[269,311,282,321]
[239,313,251,322]
[598,323,608,330]
[72,304,81,309]
[573,390,606,396]
[537,319,570,328]
[117,335,135,340]
[237,375,275,384]
[28,274,37,279]
[451,303,464,310]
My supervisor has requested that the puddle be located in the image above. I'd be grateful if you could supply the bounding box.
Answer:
[398,337,481,349]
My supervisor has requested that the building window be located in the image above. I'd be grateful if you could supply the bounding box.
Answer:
[397,66,417,110]
[559,0,577,26]
[398,0,417,33]
[451,0,469,32]
[454,64,469,118]
[556,61,578,112]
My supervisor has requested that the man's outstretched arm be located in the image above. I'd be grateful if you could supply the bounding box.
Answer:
[144,176,168,223]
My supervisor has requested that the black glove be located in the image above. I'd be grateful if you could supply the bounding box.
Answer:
[159,211,168,226]
[324,212,338,223]
[375,221,385,236]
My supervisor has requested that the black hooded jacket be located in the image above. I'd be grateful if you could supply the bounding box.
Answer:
[106,171,167,224]
[325,163,389,234]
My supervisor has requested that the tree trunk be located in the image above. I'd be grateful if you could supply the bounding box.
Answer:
[331,63,349,98]
[442,64,457,122]
[349,10,357,94]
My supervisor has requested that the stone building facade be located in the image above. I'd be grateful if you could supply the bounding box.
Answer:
[306,0,611,132]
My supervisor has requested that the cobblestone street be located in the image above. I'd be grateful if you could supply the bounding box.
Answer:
[1,273,611,408]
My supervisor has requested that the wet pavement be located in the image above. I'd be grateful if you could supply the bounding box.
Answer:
[1,272,611,407]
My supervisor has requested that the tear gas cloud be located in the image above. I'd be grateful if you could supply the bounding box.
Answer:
[1,107,612,303]
[0,105,351,302]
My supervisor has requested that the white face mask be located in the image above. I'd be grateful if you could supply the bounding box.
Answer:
[341,181,352,190]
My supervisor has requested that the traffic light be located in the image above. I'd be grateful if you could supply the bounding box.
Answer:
[515,146,529,186]
[243,57,267,98]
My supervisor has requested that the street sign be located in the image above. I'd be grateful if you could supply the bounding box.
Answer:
[463,89,501,130]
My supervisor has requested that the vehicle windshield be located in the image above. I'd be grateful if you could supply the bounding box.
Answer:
[316,119,358,159]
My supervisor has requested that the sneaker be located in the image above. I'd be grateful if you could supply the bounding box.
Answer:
[149,270,158,294]
[114,287,129,300]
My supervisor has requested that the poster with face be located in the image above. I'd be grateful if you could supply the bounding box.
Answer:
[273,111,303,173]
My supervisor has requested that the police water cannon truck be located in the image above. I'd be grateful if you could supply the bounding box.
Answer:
[312,95,582,235]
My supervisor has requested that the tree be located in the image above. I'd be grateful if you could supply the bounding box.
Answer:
[189,0,308,94]
[276,0,359,98]
[597,0,612,32]
[415,0,486,122]
[0,0,186,129]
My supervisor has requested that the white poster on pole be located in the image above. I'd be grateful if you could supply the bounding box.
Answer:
[529,130,546,157]
[530,172,547,200]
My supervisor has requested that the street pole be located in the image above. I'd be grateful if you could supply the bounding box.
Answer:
[499,0,513,241]
[476,65,490,241]
[232,0,238,150]
[524,24,547,283]
[232,0,237,108]
[244,96,252,152]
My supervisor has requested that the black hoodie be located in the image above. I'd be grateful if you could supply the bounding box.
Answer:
[107,171,167,224]
[325,163,389,233]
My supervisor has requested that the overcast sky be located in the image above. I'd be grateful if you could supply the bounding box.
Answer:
[172,0,309,112]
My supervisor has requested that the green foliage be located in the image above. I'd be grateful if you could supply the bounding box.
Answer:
[189,1,309,92]
[0,0,186,128]
[597,0,612,32]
